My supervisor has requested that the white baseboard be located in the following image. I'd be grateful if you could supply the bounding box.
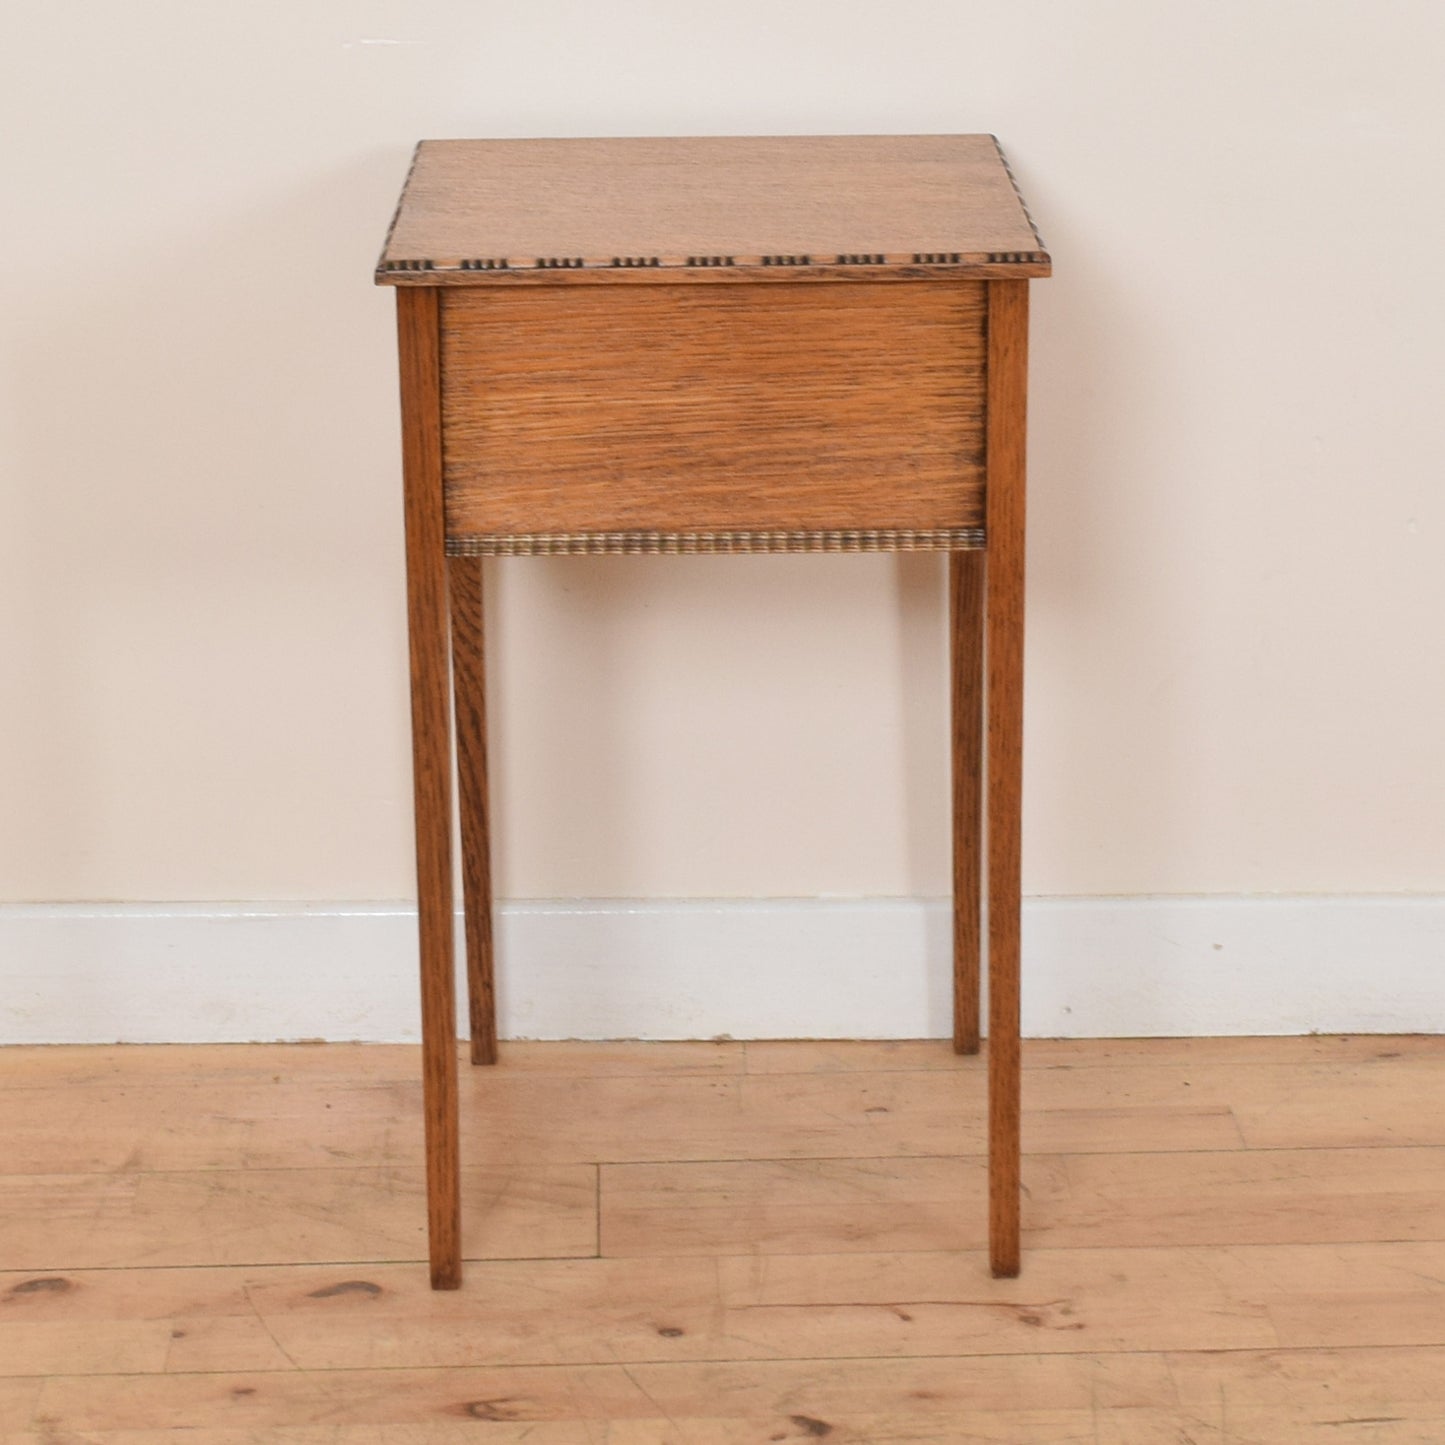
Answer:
[1,896,1441,1045]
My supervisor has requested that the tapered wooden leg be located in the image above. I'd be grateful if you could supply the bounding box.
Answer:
[950,551,984,1055]
[985,279,1029,1279]
[397,286,462,1290]
[449,555,497,1066]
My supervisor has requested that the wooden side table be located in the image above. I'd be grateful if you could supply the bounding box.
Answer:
[376,135,1050,1288]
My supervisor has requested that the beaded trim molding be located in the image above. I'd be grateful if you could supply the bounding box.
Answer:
[446,528,986,557]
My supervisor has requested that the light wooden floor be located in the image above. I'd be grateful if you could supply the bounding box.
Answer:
[2,1036,1444,1442]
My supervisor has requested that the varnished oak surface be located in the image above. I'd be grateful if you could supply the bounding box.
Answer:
[441,282,987,539]
[378,134,1049,283]
[949,551,984,1054]
[448,556,496,1067]
[3,1036,1445,1440]
[984,280,1029,1276]
[396,288,462,1287]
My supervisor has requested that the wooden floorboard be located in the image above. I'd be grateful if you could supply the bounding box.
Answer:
[11,1240,1445,1378]
[0,1165,597,1270]
[0,1034,1443,1441]
[600,1145,1445,1255]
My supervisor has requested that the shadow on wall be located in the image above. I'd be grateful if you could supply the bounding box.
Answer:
[484,548,953,898]
[1022,194,1195,1024]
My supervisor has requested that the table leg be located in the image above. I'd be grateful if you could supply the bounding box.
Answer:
[397,287,463,1289]
[949,551,984,1055]
[985,279,1029,1279]
[449,555,497,1066]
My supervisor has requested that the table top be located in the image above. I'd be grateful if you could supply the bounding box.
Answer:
[376,134,1048,285]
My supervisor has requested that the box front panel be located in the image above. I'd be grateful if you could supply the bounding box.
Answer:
[440,281,986,539]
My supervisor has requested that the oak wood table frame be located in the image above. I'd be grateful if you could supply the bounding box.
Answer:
[377,135,1049,1289]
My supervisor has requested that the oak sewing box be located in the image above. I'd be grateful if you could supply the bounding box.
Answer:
[375,134,1050,1287]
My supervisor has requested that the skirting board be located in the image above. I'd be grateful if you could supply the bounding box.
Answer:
[1,896,1441,1045]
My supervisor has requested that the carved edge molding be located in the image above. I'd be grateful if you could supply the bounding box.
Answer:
[378,253,1048,281]
[375,140,425,279]
[990,134,1048,257]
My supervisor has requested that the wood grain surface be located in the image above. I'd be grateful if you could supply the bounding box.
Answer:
[448,556,497,1067]
[396,287,462,1288]
[440,281,987,539]
[4,1036,1445,1440]
[984,279,1030,1278]
[949,551,984,1055]
[377,134,1049,284]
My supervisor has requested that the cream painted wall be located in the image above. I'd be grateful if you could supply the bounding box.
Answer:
[2,1,1442,905]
